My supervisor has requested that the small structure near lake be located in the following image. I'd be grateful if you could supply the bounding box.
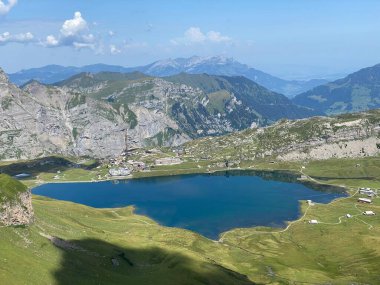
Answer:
[358,198,372,204]
[308,219,318,224]
[13,173,31,179]
[359,188,376,196]
[109,167,131,177]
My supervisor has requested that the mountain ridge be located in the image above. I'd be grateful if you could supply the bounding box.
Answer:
[8,56,328,97]
[293,63,380,115]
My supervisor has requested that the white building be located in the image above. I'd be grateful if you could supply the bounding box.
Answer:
[309,220,318,224]
[109,167,131,177]
[359,188,375,195]
[358,198,372,204]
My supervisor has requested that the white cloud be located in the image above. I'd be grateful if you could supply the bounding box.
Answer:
[109,44,121,54]
[73,42,95,50]
[108,30,114,37]
[184,27,206,43]
[172,27,231,45]
[0,31,34,45]
[60,11,87,37]
[0,0,17,15]
[43,11,97,50]
[45,35,59,47]
[206,31,231,43]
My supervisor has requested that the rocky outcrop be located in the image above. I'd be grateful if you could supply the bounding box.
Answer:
[278,137,380,161]
[183,109,380,162]
[0,191,34,226]
[0,70,129,159]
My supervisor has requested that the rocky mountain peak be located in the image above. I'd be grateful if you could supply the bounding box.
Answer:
[0,68,10,84]
[21,79,47,93]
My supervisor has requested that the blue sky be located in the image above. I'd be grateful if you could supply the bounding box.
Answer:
[1,0,380,79]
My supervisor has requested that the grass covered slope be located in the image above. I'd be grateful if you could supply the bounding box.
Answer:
[293,63,380,115]
[1,196,255,285]
[0,174,28,202]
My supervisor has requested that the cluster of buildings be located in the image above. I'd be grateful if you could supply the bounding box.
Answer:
[356,187,377,216]
[359,187,377,197]
[357,187,378,205]
[107,157,148,177]
[309,186,378,224]
[108,167,131,177]
[105,146,184,177]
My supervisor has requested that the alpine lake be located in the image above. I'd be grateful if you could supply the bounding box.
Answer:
[33,170,346,239]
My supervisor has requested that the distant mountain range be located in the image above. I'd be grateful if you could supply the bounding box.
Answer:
[0,67,318,160]
[8,56,328,97]
[293,63,380,115]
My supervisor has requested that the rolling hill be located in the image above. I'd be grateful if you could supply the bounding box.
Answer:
[293,63,380,115]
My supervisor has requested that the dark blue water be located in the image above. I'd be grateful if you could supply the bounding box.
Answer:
[32,171,346,239]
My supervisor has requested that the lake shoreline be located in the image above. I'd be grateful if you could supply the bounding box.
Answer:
[32,168,348,240]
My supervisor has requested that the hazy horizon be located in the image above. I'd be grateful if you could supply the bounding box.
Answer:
[1,0,380,80]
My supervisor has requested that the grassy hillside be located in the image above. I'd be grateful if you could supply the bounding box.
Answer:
[166,73,319,121]
[182,109,380,162]
[0,196,255,285]
[293,63,380,115]
[0,174,28,202]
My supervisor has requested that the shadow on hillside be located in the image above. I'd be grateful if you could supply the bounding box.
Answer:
[51,237,257,285]
[0,156,99,178]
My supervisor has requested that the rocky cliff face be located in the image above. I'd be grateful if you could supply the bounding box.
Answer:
[274,117,380,161]
[0,191,34,226]
[0,72,127,159]
[0,174,34,226]
[0,69,190,160]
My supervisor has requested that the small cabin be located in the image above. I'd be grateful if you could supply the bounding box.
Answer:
[359,189,375,195]
[14,173,31,178]
[309,220,318,224]
[358,198,372,204]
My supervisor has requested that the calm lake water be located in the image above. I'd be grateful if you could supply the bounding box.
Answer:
[32,171,346,239]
